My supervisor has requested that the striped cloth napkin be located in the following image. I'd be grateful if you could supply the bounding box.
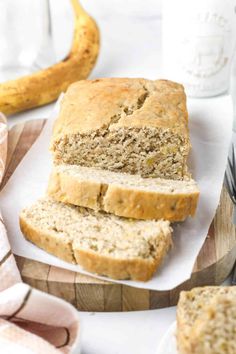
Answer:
[0,114,80,354]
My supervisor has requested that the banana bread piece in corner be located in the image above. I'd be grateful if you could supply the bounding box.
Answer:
[177,286,236,354]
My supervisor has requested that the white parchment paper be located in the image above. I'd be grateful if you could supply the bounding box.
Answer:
[0,95,232,291]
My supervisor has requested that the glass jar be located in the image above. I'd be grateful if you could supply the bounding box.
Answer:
[162,0,236,97]
[0,0,55,82]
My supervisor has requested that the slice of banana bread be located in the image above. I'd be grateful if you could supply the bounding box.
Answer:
[20,197,172,281]
[177,286,236,354]
[47,164,199,221]
[189,294,236,353]
[50,78,190,180]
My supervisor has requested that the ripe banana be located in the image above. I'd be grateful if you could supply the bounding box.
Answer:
[0,0,100,115]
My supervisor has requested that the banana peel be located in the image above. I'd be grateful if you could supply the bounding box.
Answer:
[0,0,100,115]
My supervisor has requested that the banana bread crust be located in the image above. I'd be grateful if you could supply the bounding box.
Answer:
[50,78,190,179]
[47,165,199,221]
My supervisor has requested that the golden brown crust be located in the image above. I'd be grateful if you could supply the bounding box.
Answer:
[51,78,189,142]
[47,168,199,221]
[19,215,75,263]
[19,209,172,282]
[47,169,101,211]
[74,246,165,282]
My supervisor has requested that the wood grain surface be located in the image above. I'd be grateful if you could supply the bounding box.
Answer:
[3,119,236,311]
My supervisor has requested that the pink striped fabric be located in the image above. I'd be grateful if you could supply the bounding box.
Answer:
[0,115,80,353]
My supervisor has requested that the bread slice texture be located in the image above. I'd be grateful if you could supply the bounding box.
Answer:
[19,198,172,281]
[47,164,199,222]
[50,78,190,180]
[177,286,236,354]
[189,294,236,354]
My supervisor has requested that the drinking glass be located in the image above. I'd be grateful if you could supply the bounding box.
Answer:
[0,0,55,82]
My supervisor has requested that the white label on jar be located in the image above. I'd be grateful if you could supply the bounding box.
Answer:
[162,0,236,97]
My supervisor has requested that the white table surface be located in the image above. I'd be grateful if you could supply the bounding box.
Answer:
[6,1,233,353]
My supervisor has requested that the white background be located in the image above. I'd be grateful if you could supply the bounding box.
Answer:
[7,1,232,353]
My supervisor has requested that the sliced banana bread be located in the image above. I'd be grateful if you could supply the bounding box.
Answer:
[177,286,236,354]
[47,164,199,221]
[50,78,190,180]
[189,294,236,354]
[20,198,172,281]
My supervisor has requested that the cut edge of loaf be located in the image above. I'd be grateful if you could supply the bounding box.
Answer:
[51,127,190,180]
[176,286,236,354]
[19,198,173,282]
[189,293,236,354]
[50,78,190,180]
[73,236,171,282]
[47,164,199,221]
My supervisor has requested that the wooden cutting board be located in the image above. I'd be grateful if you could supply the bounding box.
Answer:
[2,119,236,312]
